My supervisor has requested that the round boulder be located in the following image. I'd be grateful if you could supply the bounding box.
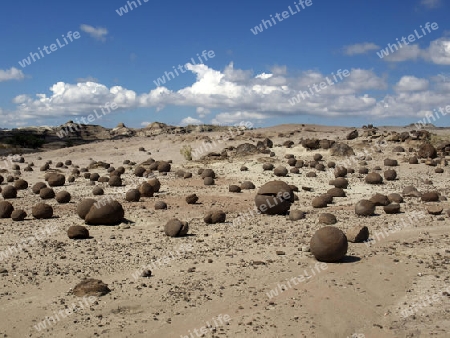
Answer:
[55,191,71,203]
[68,225,90,239]
[204,210,226,224]
[254,181,294,215]
[310,226,348,262]
[77,199,97,219]
[84,200,124,225]
[355,199,375,216]
[125,189,140,202]
[11,209,26,221]
[164,218,189,237]
[365,172,383,184]
[32,203,53,219]
[0,201,14,218]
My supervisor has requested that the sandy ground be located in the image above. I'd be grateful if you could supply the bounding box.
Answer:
[0,124,449,338]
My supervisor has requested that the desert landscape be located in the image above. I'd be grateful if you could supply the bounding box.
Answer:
[0,122,449,338]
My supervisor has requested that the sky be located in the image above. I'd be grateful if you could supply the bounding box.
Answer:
[0,0,450,129]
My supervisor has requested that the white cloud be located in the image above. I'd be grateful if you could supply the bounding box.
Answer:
[196,107,210,118]
[420,0,442,9]
[343,42,380,55]
[80,24,108,41]
[180,116,203,126]
[140,121,151,127]
[424,38,450,65]
[394,76,429,92]
[0,67,25,82]
[2,62,449,127]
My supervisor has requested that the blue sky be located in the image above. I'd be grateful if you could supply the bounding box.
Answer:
[1,0,449,129]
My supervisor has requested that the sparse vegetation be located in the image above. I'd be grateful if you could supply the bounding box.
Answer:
[180,144,193,160]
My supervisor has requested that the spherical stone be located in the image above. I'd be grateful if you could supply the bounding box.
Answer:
[67,225,89,239]
[387,193,403,203]
[435,168,444,173]
[358,167,369,175]
[240,166,248,171]
[148,178,161,192]
[319,213,337,225]
[273,166,288,177]
[241,181,255,189]
[124,189,140,202]
[108,176,122,187]
[92,186,104,196]
[1,185,17,199]
[329,177,348,189]
[312,196,328,208]
[229,185,241,193]
[409,156,418,164]
[384,169,397,181]
[255,181,294,215]
[421,191,439,202]
[369,193,390,206]
[427,205,443,215]
[84,200,125,225]
[288,210,305,221]
[164,218,189,237]
[14,179,28,190]
[77,199,97,219]
[355,199,376,216]
[290,167,299,174]
[98,176,109,183]
[32,203,53,219]
[383,158,398,166]
[384,203,401,214]
[201,169,215,179]
[295,160,304,168]
[334,166,347,178]
[11,209,26,221]
[73,279,110,297]
[346,226,369,243]
[365,172,383,184]
[327,187,346,198]
[139,182,154,197]
[32,182,47,194]
[204,177,215,185]
[157,161,171,173]
[134,166,146,177]
[47,173,66,187]
[154,201,167,210]
[89,173,100,181]
[314,153,323,161]
[204,210,226,224]
[186,194,199,204]
[310,226,348,262]
[183,172,192,179]
[262,163,274,171]
[55,191,71,203]
[39,187,55,200]
[0,201,14,218]
[418,143,437,159]
[287,158,297,166]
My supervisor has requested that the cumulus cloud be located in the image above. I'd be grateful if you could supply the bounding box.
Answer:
[180,116,203,126]
[343,42,380,55]
[380,37,450,64]
[0,67,25,82]
[80,24,108,41]
[2,62,449,126]
[394,76,429,92]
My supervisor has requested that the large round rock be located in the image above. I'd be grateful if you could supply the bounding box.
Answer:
[84,200,124,225]
[164,218,189,237]
[0,201,14,218]
[47,173,66,187]
[1,185,17,199]
[77,199,97,219]
[32,203,53,219]
[68,225,90,239]
[254,181,294,215]
[355,199,376,216]
[310,226,348,263]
